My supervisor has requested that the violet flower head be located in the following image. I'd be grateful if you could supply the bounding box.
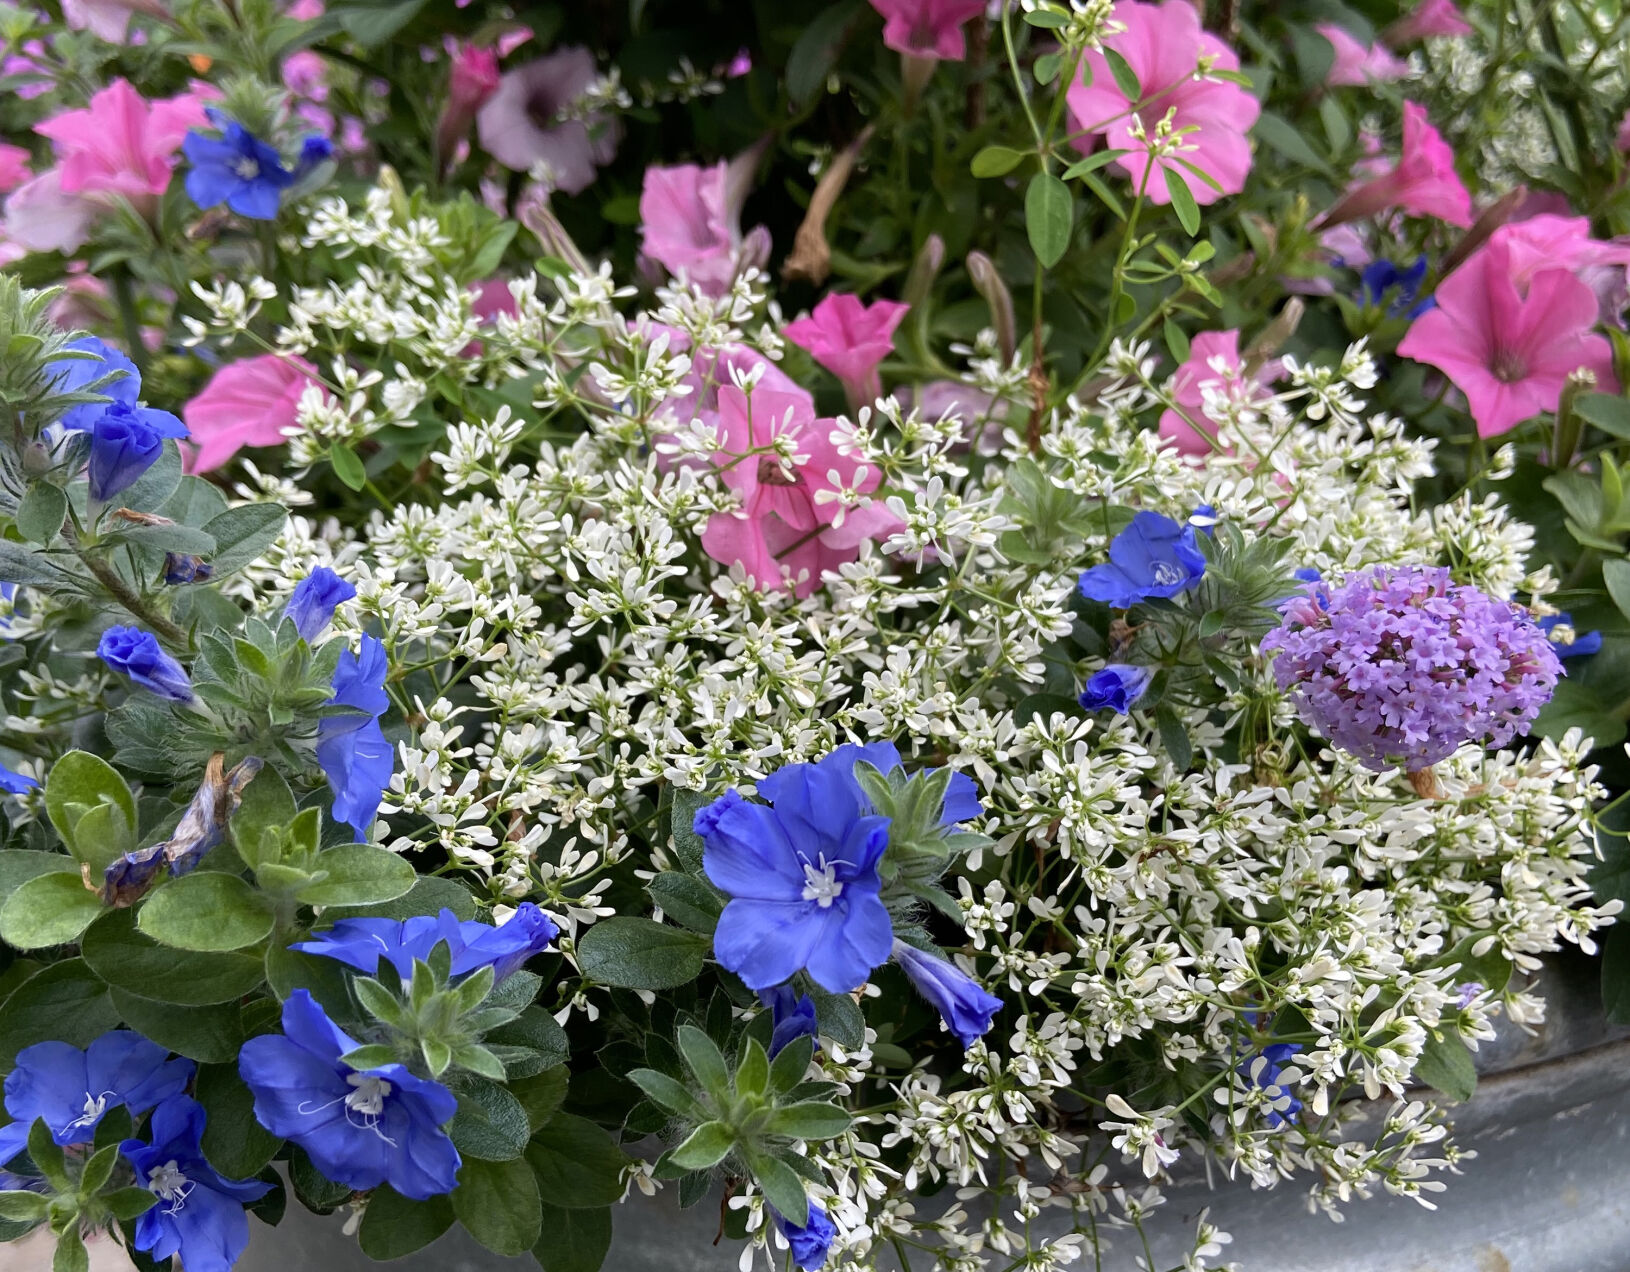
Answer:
[476,46,620,194]
[1260,565,1562,772]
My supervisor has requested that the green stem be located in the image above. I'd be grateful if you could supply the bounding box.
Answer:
[111,271,148,377]
[64,524,186,646]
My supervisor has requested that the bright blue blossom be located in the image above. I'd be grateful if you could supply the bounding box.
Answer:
[1360,256,1436,318]
[292,903,558,983]
[1240,1042,1303,1129]
[317,634,394,840]
[46,336,140,431]
[97,626,194,702]
[0,1031,193,1167]
[828,740,981,827]
[238,989,461,1199]
[890,939,1002,1049]
[120,1095,270,1272]
[1079,664,1153,714]
[0,762,36,794]
[87,400,188,502]
[761,985,819,1057]
[772,1201,837,1270]
[1077,511,1207,608]
[1539,613,1603,660]
[183,112,334,220]
[283,567,357,642]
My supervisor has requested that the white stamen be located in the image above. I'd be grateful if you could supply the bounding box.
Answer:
[344,1072,393,1117]
[61,1091,112,1134]
[232,156,261,180]
[800,856,844,908]
[147,1161,194,1214]
[1152,561,1184,586]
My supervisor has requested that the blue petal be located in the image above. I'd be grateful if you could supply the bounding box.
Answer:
[228,179,285,221]
[713,900,827,990]
[803,891,892,993]
[184,165,241,211]
[699,793,805,901]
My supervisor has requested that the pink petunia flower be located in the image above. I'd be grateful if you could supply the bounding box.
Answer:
[436,42,501,160]
[181,354,324,472]
[34,78,213,205]
[1319,100,1471,228]
[1066,0,1261,207]
[3,42,53,100]
[1385,0,1473,44]
[0,145,30,194]
[638,155,770,297]
[868,0,987,62]
[698,384,899,598]
[1397,238,1619,438]
[2,168,99,253]
[1157,329,1282,455]
[476,46,620,194]
[783,293,910,408]
[285,0,324,16]
[1317,24,1409,86]
[62,0,166,42]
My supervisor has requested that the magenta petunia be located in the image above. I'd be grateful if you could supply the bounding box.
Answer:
[1320,101,1471,228]
[436,42,501,160]
[1066,0,1260,206]
[181,353,324,472]
[1318,24,1409,86]
[0,144,29,194]
[1386,0,1473,43]
[1157,329,1282,456]
[1396,238,1619,439]
[868,0,987,62]
[783,293,910,408]
[35,78,214,203]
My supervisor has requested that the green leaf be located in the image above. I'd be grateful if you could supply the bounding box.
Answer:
[0,1190,48,1221]
[763,1101,851,1141]
[576,917,706,990]
[1252,111,1335,176]
[0,959,116,1066]
[667,1121,734,1170]
[1156,705,1193,772]
[290,1146,351,1212]
[138,872,273,952]
[117,442,183,513]
[358,1187,455,1259]
[971,146,1026,178]
[734,1037,769,1100]
[0,873,102,949]
[196,1063,282,1178]
[200,504,288,575]
[533,1205,612,1272]
[1603,559,1630,624]
[668,788,709,872]
[646,872,722,935]
[0,851,77,904]
[1103,46,1141,100]
[104,1187,158,1222]
[45,751,135,865]
[1163,319,1190,364]
[511,1067,570,1133]
[1413,1028,1477,1102]
[334,0,428,45]
[109,989,242,1063]
[54,1225,89,1272]
[786,0,863,106]
[769,1036,814,1095]
[263,943,352,1018]
[15,483,66,545]
[0,540,80,587]
[484,1006,569,1078]
[1575,392,1630,439]
[628,1068,707,1121]
[1060,149,1129,181]
[453,1156,541,1255]
[1166,170,1201,236]
[83,909,265,1006]
[525,1114,628,1209]
[80,1141,120,1194]
[68,802,133,875]
[747,1151,808,1227]
[1024,172,1074,269]
[806,987,864,1048]
[231,767,297,871]
[110,522,216,556]
[676,1024,731,1104]
[294,843,416,907]
[449,1079,532,1162]
[326,874,477,922]
[1531,679,1628,750]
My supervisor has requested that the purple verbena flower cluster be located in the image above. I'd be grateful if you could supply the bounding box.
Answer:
[1260,565,1561,772]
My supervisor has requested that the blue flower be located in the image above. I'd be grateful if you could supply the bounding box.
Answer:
[1079,664,1153,714]
[283,568,357,642]
[183,113,333,220]
[292,903,559,983]
[317,634,394,840]
[97,626,194,702]
[163,553,215,586]
[0,763,36,795]
[890,939,1002,1049]
[87,400,188,502]
[1293,567,1322,583]
[238,990,461,1199]
[1240,1042,1303,1129]
[1077,511,1207,609]
[0,1031,193,1168]
[760,985,819,1057]
[1539,613,1603,660]
[120,1095,270,1272]
[46,336,140,431]
[820,740,981,827]
[772,1201,837,1270]
[697,752,894,994]
[1360,256,1435,318]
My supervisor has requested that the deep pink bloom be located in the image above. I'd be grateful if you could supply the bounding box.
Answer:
[1318,24,1408,86]
[639,157,770,297]
[437,43,501,159]
[1387,0,1472,43]
[460,279,519,357]
[699,385,899,598]
[285,0,324,16]
[1397,239,1618,438]
[1320,101,1471,228]
[1158,330,1282,455]
[783,293,910,407]
[2,169,98,253]
[1066,0,1260,206]
[869,0,987,61]
[0,145,30,194]
[35,79,213,202]
[181,354,323,472]
[476,46,619,194]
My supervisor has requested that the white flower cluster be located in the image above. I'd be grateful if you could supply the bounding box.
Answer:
[235,190,1612,1270]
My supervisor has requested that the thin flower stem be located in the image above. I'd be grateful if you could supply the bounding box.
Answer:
[63,522,187,646]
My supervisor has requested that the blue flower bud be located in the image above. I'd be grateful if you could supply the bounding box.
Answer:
[282,567,357,641]
[1079,664,1153,714]
[771,1201,837,1270]
[87,402,188,503]
[97,626,194,702]
[890,939,1002,1050]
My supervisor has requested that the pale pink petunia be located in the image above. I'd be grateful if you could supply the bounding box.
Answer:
[638,155,770,297]
[62,0,166,42]
[476,46,620,194]
[783,293,910,408]
[1317,24,1408,86]
[182,354,324,472]
[869,0,987,62]
[1397,239,1619,438]
[282,50,328,101]
[1158,330,1282,455]
[1490,214,1630,328]
[1066,0,1261,207]
[0,144,30,194]
[1386,0,1473,44]
[2,168,98,253]
[1319,100,1471,228]
[698,384,899,598]
[460,278,520,357]
[34,78,213,203]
